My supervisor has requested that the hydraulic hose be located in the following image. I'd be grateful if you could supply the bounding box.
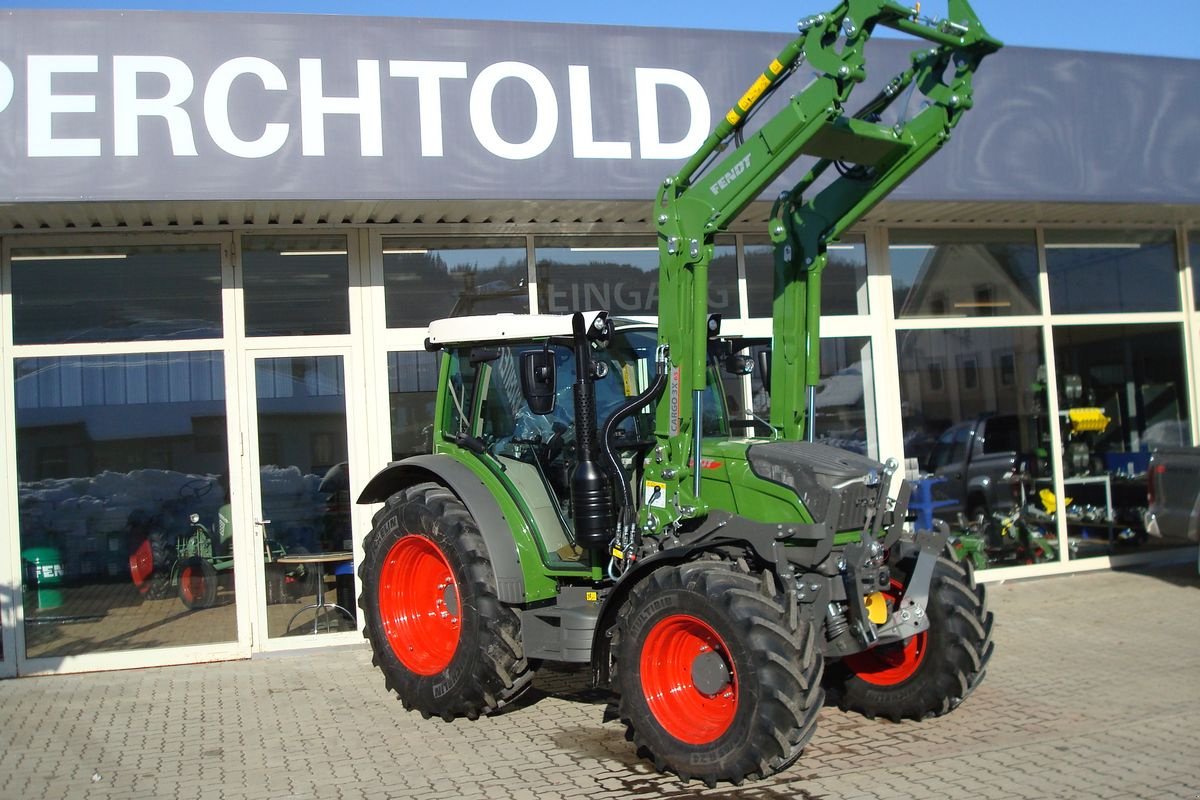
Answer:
[599,366,669,524]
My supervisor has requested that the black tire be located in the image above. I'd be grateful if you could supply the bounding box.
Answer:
[828,548,994,722]
[283,545,320,601]
[178,556,218,610]
[358,482,535,721]
[614,560,824,787]
[264,563,287,606]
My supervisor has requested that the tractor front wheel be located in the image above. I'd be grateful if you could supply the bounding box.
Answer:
[359,482,534,721]
[615,560,824,786]
[830,550,994,721]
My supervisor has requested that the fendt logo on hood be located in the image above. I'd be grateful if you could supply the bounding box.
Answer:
[709,153,751,196]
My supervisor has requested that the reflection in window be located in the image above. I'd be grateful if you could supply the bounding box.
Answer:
[10,244,222,345]
[1045,230,1178,314]
[255,356,352,638]
[1191,235,1199,311]
[383,237,528,328]
[749,337,876,457]
[927,361,945,392]
[15,352,234,657]
[536,237,737,317]
[242,235,350,336]
[1053,324,1190,559]
[389,351,441,459]
[745,239,868,317]
[890,230,1038,319]
[897,327,1059,569]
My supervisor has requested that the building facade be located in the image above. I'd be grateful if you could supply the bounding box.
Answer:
[1,9,1198,677]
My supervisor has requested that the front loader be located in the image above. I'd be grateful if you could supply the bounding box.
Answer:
[357,1,1001,786]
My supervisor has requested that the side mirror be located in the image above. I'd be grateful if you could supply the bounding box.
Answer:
[520,350,556,415]
[724,354,754,376]
[756,349,772,392]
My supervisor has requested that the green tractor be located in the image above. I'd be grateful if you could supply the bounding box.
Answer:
[357,1,1000,785]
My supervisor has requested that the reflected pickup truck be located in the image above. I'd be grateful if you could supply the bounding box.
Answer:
[1144,447,1200,544]
[924,414,1026,522]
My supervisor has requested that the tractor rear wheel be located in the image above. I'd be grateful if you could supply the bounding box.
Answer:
[129,531,174,600]
[830,550,994,721]
[359,482,534,721]
[615,560,824,787]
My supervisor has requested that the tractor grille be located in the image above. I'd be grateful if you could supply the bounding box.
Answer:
[834,480,876,532]
[747,441,884,531]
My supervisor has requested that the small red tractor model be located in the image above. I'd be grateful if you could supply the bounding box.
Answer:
[356,1,1001,785]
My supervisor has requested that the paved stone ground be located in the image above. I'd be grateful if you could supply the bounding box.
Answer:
[2,562,1198,800]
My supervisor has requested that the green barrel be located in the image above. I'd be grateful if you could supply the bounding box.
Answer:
[22,546,65,610]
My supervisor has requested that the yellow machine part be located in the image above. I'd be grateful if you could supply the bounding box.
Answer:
[864,592,888,624]
[1038,488,1072,515]
[1068,407,1110,434]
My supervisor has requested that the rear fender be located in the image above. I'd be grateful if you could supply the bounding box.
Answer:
[357,454,527,604]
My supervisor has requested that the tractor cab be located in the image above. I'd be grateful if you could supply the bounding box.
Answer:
[430,313,741,569]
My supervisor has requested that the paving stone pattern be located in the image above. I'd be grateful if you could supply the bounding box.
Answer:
[1,563,1198,800]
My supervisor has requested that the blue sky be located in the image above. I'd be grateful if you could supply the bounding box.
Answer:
[7,0,1199,60]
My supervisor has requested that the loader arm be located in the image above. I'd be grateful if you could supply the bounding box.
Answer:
[648,0,1000,525]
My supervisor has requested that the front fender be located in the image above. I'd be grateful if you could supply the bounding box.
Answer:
[589,546,707,689]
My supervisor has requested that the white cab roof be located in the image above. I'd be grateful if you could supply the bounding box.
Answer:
[426,311,609,346]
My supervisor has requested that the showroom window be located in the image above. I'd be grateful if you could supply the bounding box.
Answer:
[1052,323,1192,558]
[890,229,1039,319]
[10,244,222,344]
[241,235,350,336]
[745,238,868,318]
[382,237,528,328]
[1191,232,1199,311]
[1044,229,1178,314]
[14,352,236,657]
[535,237,738,317]
[896,327,1059,569]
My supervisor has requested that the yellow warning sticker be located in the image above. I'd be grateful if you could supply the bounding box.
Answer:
[737,73,773,113]
[621,363,635,396]
[644,480,667,509]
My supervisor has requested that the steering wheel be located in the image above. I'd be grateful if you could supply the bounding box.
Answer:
[179,478,215,500]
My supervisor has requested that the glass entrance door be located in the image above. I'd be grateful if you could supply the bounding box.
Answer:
[245,351,358,644]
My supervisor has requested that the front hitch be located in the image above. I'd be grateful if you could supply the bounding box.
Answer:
[872,529,946,645]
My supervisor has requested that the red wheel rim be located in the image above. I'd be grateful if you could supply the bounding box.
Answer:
[180,564,204,604]
[640,614,737,744]
[129,539,153,592]
[843,580,928,686]
[379,536,460,676]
